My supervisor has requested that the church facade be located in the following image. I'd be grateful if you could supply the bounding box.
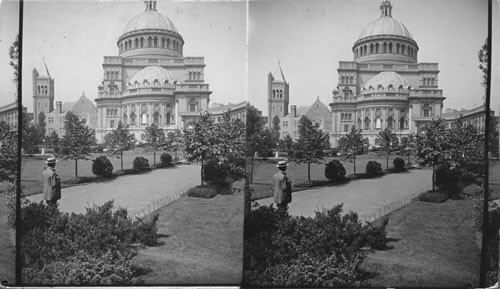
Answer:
[329,0,444,146]
[94,0,211,143]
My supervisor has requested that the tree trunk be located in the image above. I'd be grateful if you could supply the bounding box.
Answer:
[201,158,204,187]
[353,153,356,175]
[308,162,311,182]
[387,155,389,170]
[75,159,78,177]
[153,151,156,166]
[244,175,251,216]
[250,156,255,184]
[432,163,436,191]
[120,149,123,170]
[408,152,410,165]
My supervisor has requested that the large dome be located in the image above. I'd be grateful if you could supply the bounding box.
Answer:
[359,16,412,40]
[363,71,410,90]
[123,10,178,35]
[129,66,176,85]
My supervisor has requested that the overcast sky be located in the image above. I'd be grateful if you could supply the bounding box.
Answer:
[0,0,499,115]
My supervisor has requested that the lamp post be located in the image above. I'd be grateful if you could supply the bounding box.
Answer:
[42,138,45,155]
[276,142,279,159]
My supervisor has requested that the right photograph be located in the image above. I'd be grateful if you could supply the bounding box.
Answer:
[244,0,497,287]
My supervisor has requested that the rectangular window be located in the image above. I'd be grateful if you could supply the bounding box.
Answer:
[423,109,430,117]
[189,104,196,112]
[110,120,115,128]
[375,118,382,129]
[344,125,349,132]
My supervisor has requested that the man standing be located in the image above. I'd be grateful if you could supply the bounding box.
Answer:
[273,160,291,210]
[43,157,61,206]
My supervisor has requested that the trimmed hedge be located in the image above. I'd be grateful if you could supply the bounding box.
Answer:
[160,153,173,166]
[92,156,114,178]
[325,159,346,181]
[366,161,383,176]
[133,156,150,170]
[418,191,449,203]
[393,157,405,171]
[187,185,219,199]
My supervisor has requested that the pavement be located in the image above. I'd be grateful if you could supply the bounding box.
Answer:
[256,169,433,218]
[26,165,201,215]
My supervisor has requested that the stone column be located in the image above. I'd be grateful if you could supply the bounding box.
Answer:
[409,105,413,133]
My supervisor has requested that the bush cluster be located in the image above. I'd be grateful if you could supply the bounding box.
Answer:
[324,159,346,181]
[20,201,159,285]
[418,191,449,203]
[160,153,173,166]
[203,159,228,185]
[92,156,114,178]
[186,185,222,199]
[133,156,150,170]
[393,157,405,171]
[435,165,458,190]
[244,203,389,287]
[365,161,383,176]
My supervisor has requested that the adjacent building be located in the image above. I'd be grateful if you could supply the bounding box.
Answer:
[208,101,247,124]
[280,98,331,141]
[0,101,27,130]
[442,105,499,132]
[94,0,212,143]
[46,93,97,137]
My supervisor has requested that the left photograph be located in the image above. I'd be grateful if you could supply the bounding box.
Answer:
[16,0,246,285]
[0,0,20,286]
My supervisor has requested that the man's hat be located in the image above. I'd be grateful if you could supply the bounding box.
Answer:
[276,161,288,168]
[45,157,57,164]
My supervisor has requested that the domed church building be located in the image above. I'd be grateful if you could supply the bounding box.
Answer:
[329,0,444,146]
[95,0,211,143]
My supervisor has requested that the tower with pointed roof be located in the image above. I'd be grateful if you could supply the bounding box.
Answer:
[32,58,54,125]
[267,62,289,125]
[329,0,444,146]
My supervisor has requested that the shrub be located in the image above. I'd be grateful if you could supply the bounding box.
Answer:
[133,156,149,170]
[436,165,458,189]
[418,191,449,203]
[203,159,228,185]
[187,185,219,198]
[160,153,173,166]
[325,159,346,181]
[461,184,482,200]
[365,161,382,176]
[393,157,405,171]
[133,213,160,246]
[362,218,389,250]
[92,156,114,178]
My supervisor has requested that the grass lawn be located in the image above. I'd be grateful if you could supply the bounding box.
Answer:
[250,152,411,200]
[21,149,182,196]
[360,199,479,287]
[132,192,243,285]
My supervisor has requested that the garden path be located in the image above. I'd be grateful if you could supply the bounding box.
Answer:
[256,169,432,218]
[26,165,201,216]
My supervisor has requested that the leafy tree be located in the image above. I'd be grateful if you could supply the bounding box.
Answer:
[183,113,218,186]
[399,134,416,165]
[38,111,46,137]
[105,121,134,170]
[292,116,329,182]
[59,112,94,177]
[376,128,399,169]
[0,121,17,182]
[415,119,451,191]
[478,37,488,97]
[22,112,42,154]
[489,117,499,157]
[447,118,484,175]
[46,130,59,148]
[144,123,166,166]
[165,130,183,160]
[213,113,246,178]
[338,126,368,175]
[246,105,268,184]
[279,134,295,155]
[271,115,281,146]
[9,34,19,90]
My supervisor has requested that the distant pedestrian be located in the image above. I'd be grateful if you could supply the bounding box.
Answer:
[273,160,292,211]
[42,157,61,206]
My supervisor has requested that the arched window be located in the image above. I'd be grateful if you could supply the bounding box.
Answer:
[140,37,144,48]
[387,117,393,129]
[383,42,387,53]
[134,81,140,88]
[349,76,353,84]
[396,43,400,54]
[153,79,160,87]
[164,80,169,86]
[369,86,374,92]
[143,80,149,87]
[398,85,404,92]
[167,38,171,49]
[370,43,373,54]
[389,43,393,53]
[45,86,48,95]
[131,113,136,126]
[141,113,148,125]
[197,72,201,80]
[38,86,41,95]
[153,112,159,124]
[375,118,382,129]
[364,45,367,55]
[123,114,128,125]
[134,38,138,48]
[341,76,345,84]
[400,117,405,130]
[357,118,362,128]
[401,44,405,55]
[124,41,128,50]
[388,84,394,92]
[128,39,132,49]
[154,37,158,47]
[161,38,165,48]
[375,43,379,53]
[377,84,383,92]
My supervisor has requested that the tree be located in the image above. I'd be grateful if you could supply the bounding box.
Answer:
[0,122,17,182]
[271,115,281,146]
[447,118,484,175]
[376,128,399,169]
[478,37,488,97]
[59,112,94,177]
[183,113,218,186]
[415,119,451,191]
[38,111,47,137]
[22,112,42,154]
[399,134,416,165]
[105,121,134,170]
[292,116,329,182]
[9,34,19,90]
[338,126,368,175]
[246,105,267,184]
[46,130,59,148]
[144,123,166,166]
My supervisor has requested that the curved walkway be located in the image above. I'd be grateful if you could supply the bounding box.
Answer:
[27,165,201,215]
[256,169,432,218]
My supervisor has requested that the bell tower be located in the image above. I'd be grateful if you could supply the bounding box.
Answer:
[32,58,54,124]
[267,62,289,124]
